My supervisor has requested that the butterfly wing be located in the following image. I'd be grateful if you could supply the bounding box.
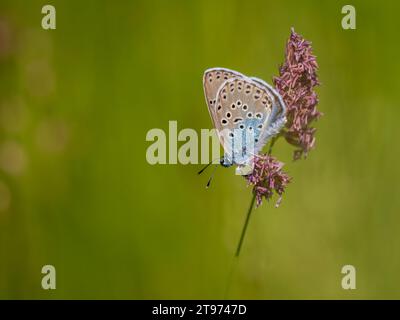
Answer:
[214,76,286,164]
[250,77,287,154]
[203,68,245,127]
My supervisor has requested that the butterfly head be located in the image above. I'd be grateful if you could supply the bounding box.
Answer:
[220,155,254,176]
[220,157,233,168]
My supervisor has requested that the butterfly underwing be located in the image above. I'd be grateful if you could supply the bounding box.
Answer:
[203,67,286,174]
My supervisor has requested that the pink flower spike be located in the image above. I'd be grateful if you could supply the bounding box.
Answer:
[273,28,322,160]
[246,154,291,207]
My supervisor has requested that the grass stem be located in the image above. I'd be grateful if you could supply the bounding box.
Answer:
[235,193,257,257]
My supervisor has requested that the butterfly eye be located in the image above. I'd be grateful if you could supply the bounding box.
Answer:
[226,112,232,119]
[231,103,236,109]
[247,112,253,118]
[223,95,227,100]
[248,126,253,131]
[255,113,263,119]
[255,138,259,143]
[209,100,213,105]
[254,95,260,100]
[229,132,234,138]
[242,104,248,111]
[237,100,242,106]
[239,124,245,129]
[257,124,263,129]
[233,117,243,123]
[217,105,222,111]
[221,119,228,125]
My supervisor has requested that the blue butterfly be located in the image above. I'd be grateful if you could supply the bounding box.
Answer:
[203,67,287,175]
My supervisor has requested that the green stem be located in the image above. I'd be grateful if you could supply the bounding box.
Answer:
[235,137,278,258]
[235,192,257,257]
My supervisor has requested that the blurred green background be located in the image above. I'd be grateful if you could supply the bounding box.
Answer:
[0,0,399,299]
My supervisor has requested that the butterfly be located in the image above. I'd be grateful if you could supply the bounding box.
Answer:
[203,67,287,175]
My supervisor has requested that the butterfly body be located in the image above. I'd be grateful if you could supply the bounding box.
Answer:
[203,67,287,174]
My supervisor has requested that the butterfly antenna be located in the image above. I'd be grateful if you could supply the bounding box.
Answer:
[197,157,221,175]
[198,161,213,175]
[206,165,218,188]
